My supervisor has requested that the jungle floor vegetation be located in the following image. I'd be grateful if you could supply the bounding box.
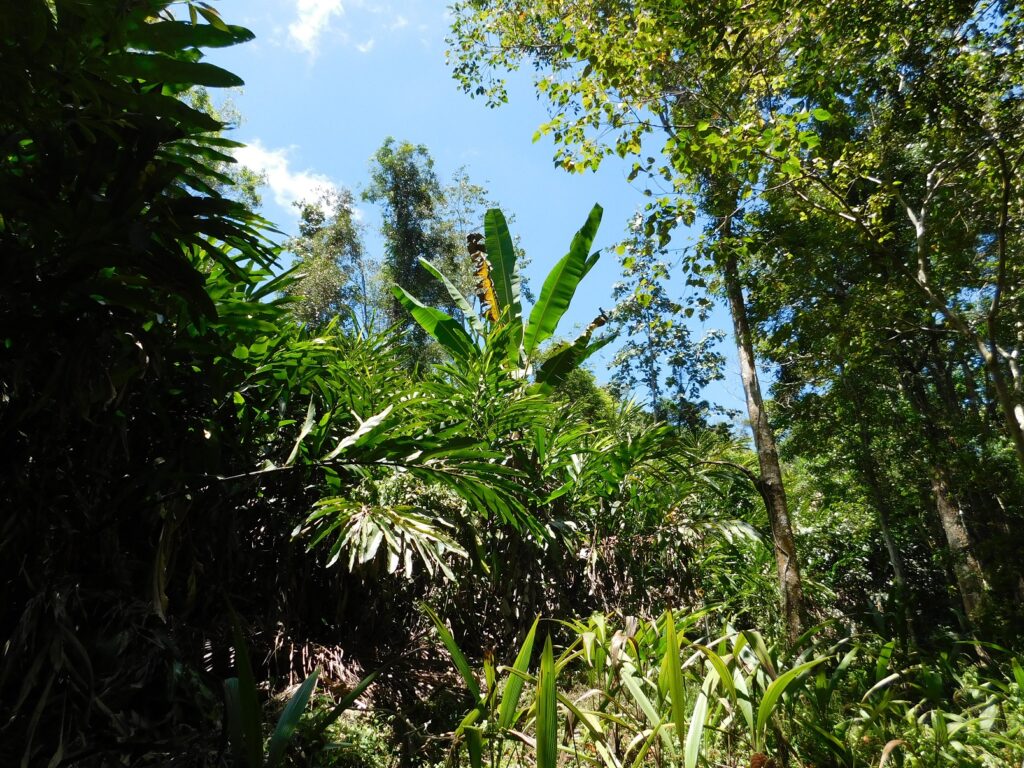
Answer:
[2,1,1023,767]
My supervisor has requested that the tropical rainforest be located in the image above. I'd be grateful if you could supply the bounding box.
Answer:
[2,1,1024,767]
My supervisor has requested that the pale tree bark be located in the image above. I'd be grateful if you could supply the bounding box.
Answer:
[716,210,806,643]
[931,472,989,625]
[896,366,993,626]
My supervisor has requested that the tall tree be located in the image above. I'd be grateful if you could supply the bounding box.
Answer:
[364,138,463,365]
[450,0,812,638]
[610,216,725,427]
[449,0,1024,638]
[286,188,375,329]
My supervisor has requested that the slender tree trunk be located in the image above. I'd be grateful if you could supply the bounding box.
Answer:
[840,372,911,608]
[979,349,1024,470]
[720,242,806,643]
[895,364,993,626]
[856,435,909,598]
[854,435,916,643]
[931,471,989,624]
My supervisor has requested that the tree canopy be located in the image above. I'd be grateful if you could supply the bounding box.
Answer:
[2,2,1023,767]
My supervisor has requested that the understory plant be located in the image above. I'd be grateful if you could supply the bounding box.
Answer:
[427,607,1024,768]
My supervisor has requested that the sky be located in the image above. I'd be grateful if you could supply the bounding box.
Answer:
[206,0,750,417]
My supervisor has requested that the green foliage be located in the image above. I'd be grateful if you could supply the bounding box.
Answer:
[448,0,1024,638]
[224,611,381,768]
[0,2,293,763]
[364,138,471,365]
[436,609,1024,768]
[7,2,1024,767]
[395,203,612,385]
[286,189,375,330]
[608,218,725,426]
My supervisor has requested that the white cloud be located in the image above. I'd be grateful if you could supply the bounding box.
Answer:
[390,14,408,30]
[234,140,336,212]
[356,37,375,53]
[288,0,345,53]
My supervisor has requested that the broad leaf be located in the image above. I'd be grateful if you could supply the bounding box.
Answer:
[483,208,522,324]
[227,611,264,768]
[419,258,486,336]
[266,668,319,768]
[536,330,616,386]
[391,286,479,362]
[498,617,539,730]
[524,204,603,357]
[662,611,687,757]
[107,53,245,87]
[127,20,255,51]
[755,657,827,748]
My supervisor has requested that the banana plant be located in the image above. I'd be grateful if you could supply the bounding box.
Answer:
[392,205,614,386]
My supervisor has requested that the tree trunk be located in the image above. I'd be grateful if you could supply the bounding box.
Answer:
[720,244,806,643]
[856,433,910,596]
[931,471,989,624]
[895,362,994,626]
[841,372,912,611]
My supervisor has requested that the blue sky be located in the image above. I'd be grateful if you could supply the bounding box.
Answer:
[207,0,749,416]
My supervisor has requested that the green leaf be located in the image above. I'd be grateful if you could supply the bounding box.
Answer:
[266,668,319,768]
[483,209,520,313]
[1011,658,1024,690]
[875,640,895,682]
[285,397,316,465]
[391,286,479,362]
[536,635,558,768]
[621,668,676,753]
[536,330,615,386]
[690,643,735,702]
[223,680,248,767]
[321,405,393,461]
[780,156,803,178]
[685,671,717,768]
[498,617,539,729]
[196,5,231,31]
[310,668,380,737]
[465,726,483,768]
[484,208,523,346]
[662,610,687,756]
[755,657,827,748]
[733,664,754,735]
[524,203,603,357]
[422,603,481,702]
[227,610,264,768]
[106,53,244,87]
[812,107,832,121]
[126,20,255,51]
[419,258,485,336]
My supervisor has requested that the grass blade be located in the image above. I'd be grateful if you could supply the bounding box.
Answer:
[536,635,558,768]
[422,603,481,702]
[266,667,319,768]
[662,610,687,757]
[498,617,539,729]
